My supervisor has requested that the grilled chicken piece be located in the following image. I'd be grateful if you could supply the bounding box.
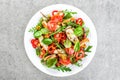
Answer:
[54,49,65,54]
[38,36,48,51]
[65,26,79,43]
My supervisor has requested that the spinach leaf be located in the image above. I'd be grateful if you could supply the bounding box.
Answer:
[42,38,52,45]
[74,41,80,52]
[34,28,49,38]
[46,58,57,68]
[85,46,92,52]
[74,26,83,36]
[64,39,72,48]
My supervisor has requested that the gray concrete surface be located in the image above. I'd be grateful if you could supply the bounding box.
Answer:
[0,0,120,80]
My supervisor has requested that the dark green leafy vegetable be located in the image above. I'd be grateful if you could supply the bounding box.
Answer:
[29,27,37,33]
[74,41,80,52]
[36,48,41,56]
[34,30,42,38]
[40,28,49,34]
[54,66,71,72]
[74,62,82,67]
[74,26,83,36]
[50,26,66,36]
[64,39,72,48]
[63,9,77,19]
[34,28,49,38]
[29,18,43,33]
[46,58,57,68]
[85,46,92,52]
[85,27,90,36]
[42,38,52,45]
[67,21,79,27]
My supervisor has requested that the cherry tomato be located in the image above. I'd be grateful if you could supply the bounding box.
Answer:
[59,58,71,65]
[54,32,66,43]
[48,43,56,54]
[76,18,83,26]
[31,39,39,48]
[52,10,58,16]
[74,49,85,60]
[54,33,61,43]
[47,21,57,31]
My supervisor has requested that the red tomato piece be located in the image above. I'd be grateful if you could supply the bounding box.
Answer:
[48,43,56,54]
[52,10,58,16]
[59,58,71,65]
[76,18,83,26]
[31,39,39,48]
[47,21,57,31]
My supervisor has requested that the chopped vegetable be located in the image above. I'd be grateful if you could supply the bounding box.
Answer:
[74,41,80,52]
[42,38,52,45]
[85,46,92,52]
[74,26,83,37]
[46,58,57,67]
[54,66,71,72]
[64,39,72,48]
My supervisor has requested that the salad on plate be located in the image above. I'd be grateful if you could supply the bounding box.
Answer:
[29,9,92,72]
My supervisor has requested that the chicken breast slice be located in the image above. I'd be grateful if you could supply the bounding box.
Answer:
[65,26,79,43]
[38,36,48,51]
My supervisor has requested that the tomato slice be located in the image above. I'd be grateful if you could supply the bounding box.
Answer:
[48,43,56,54]
[47,21,57,31]
[52,10,58,16]
[31,39,39,48]
[59,58,71,65]
[74,49,85,60]
[54,32,66,43]
[76,18,83,26]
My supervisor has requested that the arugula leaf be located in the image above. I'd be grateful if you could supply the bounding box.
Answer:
[74,62,82,67]
[29,27,37,33]
[46,58,57,68]
[29,18,43,33]
[85,46,92,52]
[63,9,77,19]
[85,27,90,36]
[55,43,62,49]
[34,28,49,38]
[74,41,80,52]
[54,66,71,72]
[36,48,41,56]
[67,21,79,27]
[50,26,66,36]
[64,39,72,48]
[42,38,52,45]
[74,26,83,36]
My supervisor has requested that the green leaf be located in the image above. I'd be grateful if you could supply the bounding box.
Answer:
[74,62,82,67]
[36,48,41,56]
[33,28,49,38]
[29,27,37,33]
[64,39,72,48]
[42,38,52,45]
[85,27,90,36]
[36,18,43,27]
[55,43,62,49]
[40,28,49,34]
[63,9,77,19]
[46,58,57,68]
[50,26,66,36]
[85,46,92,52]
[34,30,42,38]
[54,66,71,72]
[67,21,79,27]
[74,26,83,36]
[74,41,80,52]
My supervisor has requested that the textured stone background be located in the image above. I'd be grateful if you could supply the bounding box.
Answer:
[0,0,120,80]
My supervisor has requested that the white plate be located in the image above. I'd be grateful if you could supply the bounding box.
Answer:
[24,4,97,77]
